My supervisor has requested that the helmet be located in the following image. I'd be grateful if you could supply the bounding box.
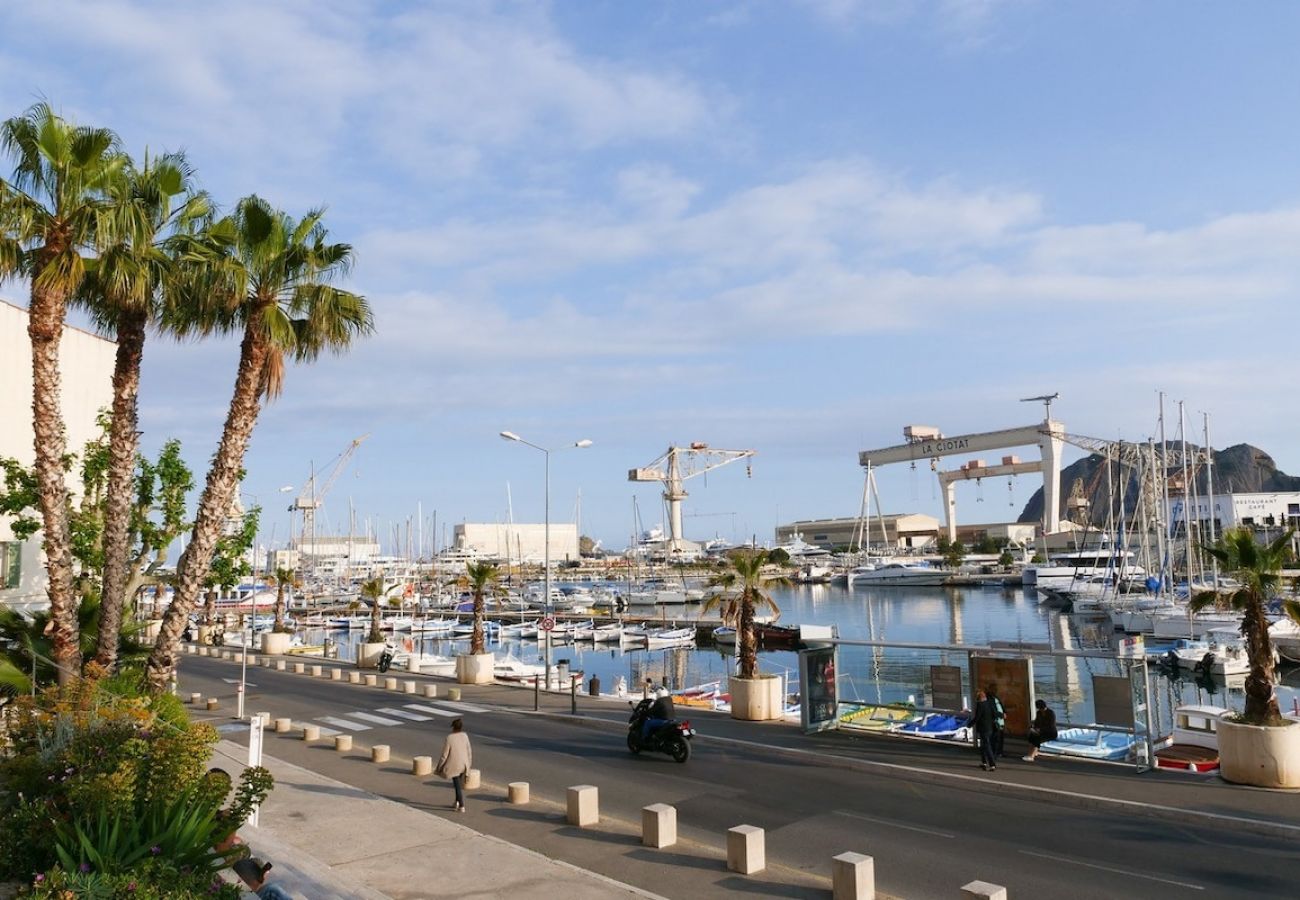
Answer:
[655,688,669,699]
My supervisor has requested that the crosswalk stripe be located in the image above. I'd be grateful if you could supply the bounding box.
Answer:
[318,715,370,731]
[376,707,431,721]
[403,703,457,717]
[348,711,403,726]
[439,701,490,714]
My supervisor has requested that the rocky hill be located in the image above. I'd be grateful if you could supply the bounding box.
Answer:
[1017,443,1300,527]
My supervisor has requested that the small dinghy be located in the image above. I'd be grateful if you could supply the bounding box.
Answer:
[890,712,972,741]
[1039,726,1137,761]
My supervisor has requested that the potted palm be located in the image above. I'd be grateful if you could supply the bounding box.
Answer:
[356,577,389,669]
[1191,527,1300,787]
[456,562,499,684]
[260,567,297,655]
[705,549,788,721]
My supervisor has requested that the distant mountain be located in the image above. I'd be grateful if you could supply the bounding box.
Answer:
[1017,444,1300,527]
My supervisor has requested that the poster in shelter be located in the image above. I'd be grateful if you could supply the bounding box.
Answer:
[970,656,1033,736]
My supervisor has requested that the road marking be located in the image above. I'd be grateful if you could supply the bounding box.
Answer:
[216,722,249,733]
[297,722,341,737]
[377,707,431,721]
[348,711,404,727]
[404,704,458,717]
[439,700,490,713]
[220,678,256,686]
[834,810,956,839]
[318,716,371,731]
[1018,850,1204,890]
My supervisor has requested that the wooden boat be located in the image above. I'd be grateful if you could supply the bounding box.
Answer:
[754,623,800,649]
[840,704,919,730]
[1154,705,1226,773]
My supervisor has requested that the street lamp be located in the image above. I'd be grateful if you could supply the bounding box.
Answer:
[235,485,293,720]
[500,431,593,690]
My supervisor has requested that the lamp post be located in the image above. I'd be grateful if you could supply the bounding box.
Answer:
[500,431,592,690]
[236,485,293,720]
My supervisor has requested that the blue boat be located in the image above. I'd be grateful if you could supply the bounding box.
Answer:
[1039,726,1135,761]
[890,712,972,741]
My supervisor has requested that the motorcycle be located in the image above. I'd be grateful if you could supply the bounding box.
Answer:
[627,698,694,763]
[377,643,395,673]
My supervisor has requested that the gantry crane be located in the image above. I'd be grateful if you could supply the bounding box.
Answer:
[629,443,755,554]
[290,434,370,558]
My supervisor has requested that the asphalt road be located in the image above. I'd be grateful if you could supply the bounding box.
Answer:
[181,657,1294,899]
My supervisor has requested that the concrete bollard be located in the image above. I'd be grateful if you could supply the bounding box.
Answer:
[508,782,530,804]
[403,680,417,694]
[447,687,462,701]
[275,660,286,671]
[371,744,390,763]
[833,852,875,900]
[274,717,292,733]
[383,676,398,691]
[642,804,677,849]
[423,684,438,699]
[412,756,433,776]
[310,664,323,677]
[256,711,271,726]
[465,768,481,789]
[566,785,598,827]
[364,674,378,687]
[330,668,343,681]
[189,692,202,705]
[302,725,321,742]
[198,646,208,656]
[727,825,765,875]
[349,671,362,684]
[961,882,1008,900]
[205,698,219,711]
[334,735,353,752]
[247,654,259,666]
[293,662,306,674]
[262,658,274,668]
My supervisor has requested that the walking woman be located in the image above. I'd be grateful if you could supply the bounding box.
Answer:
[437,718,473,811]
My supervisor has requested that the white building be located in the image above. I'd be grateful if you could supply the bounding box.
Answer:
[1168,491,1300,533]
[0,299,116,613]
[453,522,579,564]
[775,514,942,552]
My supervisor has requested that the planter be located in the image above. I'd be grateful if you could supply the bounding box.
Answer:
[729,675,784,722]
[197,624,213,645]
[1217,715,1300,789]
[456,652,495,685]
[357,641,388,669]
[260,632,292,656]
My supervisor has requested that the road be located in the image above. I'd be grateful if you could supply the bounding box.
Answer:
[182,657,1293,899]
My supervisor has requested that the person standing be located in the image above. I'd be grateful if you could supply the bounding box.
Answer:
[437,718,473,812]
[986,683,1006,759]
[1023,699,1058,761]
[972,690,998,771]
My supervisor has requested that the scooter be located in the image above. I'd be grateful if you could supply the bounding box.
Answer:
[627,698,694,763]
[377,643,395,673]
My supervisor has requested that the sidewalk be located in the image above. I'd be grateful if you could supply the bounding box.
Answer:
[215,740,664,900]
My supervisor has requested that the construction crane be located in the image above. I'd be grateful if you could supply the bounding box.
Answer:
[1020,392,1060,421]
[629,443,755,555]
[290,434,370,559]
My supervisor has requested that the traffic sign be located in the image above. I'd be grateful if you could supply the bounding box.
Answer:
[540,616,556,632]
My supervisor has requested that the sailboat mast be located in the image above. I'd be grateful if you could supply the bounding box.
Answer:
[1204,412,1218,585]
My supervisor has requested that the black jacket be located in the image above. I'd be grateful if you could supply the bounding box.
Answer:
[1032,707,1058,740]
[972,698,997,735]
[649,695,675,720]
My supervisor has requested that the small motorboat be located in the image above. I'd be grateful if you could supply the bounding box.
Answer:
[711,626,737,644]
[1039,726,1137,762]
[840,704,920,730]
[890,712,972,742]
[1154,705,1226,773]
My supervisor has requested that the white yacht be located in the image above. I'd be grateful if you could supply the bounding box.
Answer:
[1023,549,1144,592]
[849,561,947,587]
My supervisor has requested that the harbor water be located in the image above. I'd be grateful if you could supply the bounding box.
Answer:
[296,582,1300,735]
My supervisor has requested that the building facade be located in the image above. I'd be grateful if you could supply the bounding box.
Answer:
[0,300,116,613]
[776,514,942,552]
[1168,492,1300,533]
[453,522,579,564]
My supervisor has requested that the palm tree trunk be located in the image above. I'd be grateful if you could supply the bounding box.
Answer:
[739,591,757,679]
[1244,595,1281,722]
[471,590,485,655]
[145,324,269,692]
[370,596,383,641]
[274,582,286,632]
[95,309,146,672]
[27,262,81,686]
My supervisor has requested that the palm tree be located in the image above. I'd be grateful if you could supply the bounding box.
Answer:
[78,151,209,672]
[145,197,372,691]
[0,595,145,693]
[0,102,129,684]
[271,567,296,633]
[1190,527,1296,725]
[360,577,387,644]
[462,562,500,656]
[704,549,787,680]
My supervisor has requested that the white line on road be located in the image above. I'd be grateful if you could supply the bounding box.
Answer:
[348,711,404,726]
[439,701,490,713]
[834,809,956,839]
[404,704,458,717]
[1018,850,1205,890]
[317,716,371,731]
[377,707,431,721]
[221,678,256,686]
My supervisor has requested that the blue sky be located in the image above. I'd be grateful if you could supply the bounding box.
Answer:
[3,1,1299,552]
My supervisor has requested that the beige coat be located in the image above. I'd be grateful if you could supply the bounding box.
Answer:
[437,731,472,778]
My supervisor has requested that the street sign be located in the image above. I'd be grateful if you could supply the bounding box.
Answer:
[540,616,556,632]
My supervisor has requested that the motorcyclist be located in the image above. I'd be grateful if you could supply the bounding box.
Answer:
[642,687,675,740]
